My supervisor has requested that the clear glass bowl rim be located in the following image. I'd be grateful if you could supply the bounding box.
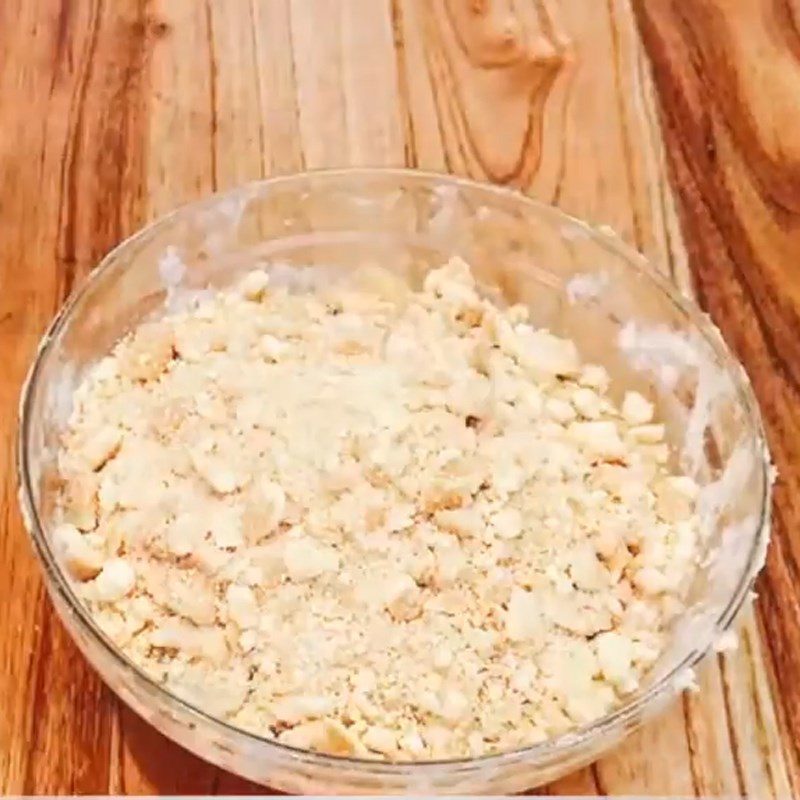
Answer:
[16,167,772,774]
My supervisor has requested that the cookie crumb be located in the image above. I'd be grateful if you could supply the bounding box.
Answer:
[55,259,705,761]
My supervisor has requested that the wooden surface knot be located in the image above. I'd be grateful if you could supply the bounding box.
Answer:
[428,0,572,184]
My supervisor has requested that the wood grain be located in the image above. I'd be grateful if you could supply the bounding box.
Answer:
[0,0,796,794]
[634,0,800,790]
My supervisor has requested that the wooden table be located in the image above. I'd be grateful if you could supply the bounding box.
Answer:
[1,1,798,795]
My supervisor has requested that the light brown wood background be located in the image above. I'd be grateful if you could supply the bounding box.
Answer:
[1,0,798,795]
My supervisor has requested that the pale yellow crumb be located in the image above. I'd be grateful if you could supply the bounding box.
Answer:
[54,258,705,761]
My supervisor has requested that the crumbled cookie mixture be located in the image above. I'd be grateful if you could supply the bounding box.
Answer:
[55,258,703,760]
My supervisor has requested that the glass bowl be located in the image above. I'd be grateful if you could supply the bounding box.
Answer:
[17,169,771,794]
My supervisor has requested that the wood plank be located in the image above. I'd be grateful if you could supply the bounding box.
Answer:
[633,1,800,794]
[0,0,144,792]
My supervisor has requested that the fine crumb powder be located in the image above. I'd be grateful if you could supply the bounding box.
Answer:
[54,258,704,761]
